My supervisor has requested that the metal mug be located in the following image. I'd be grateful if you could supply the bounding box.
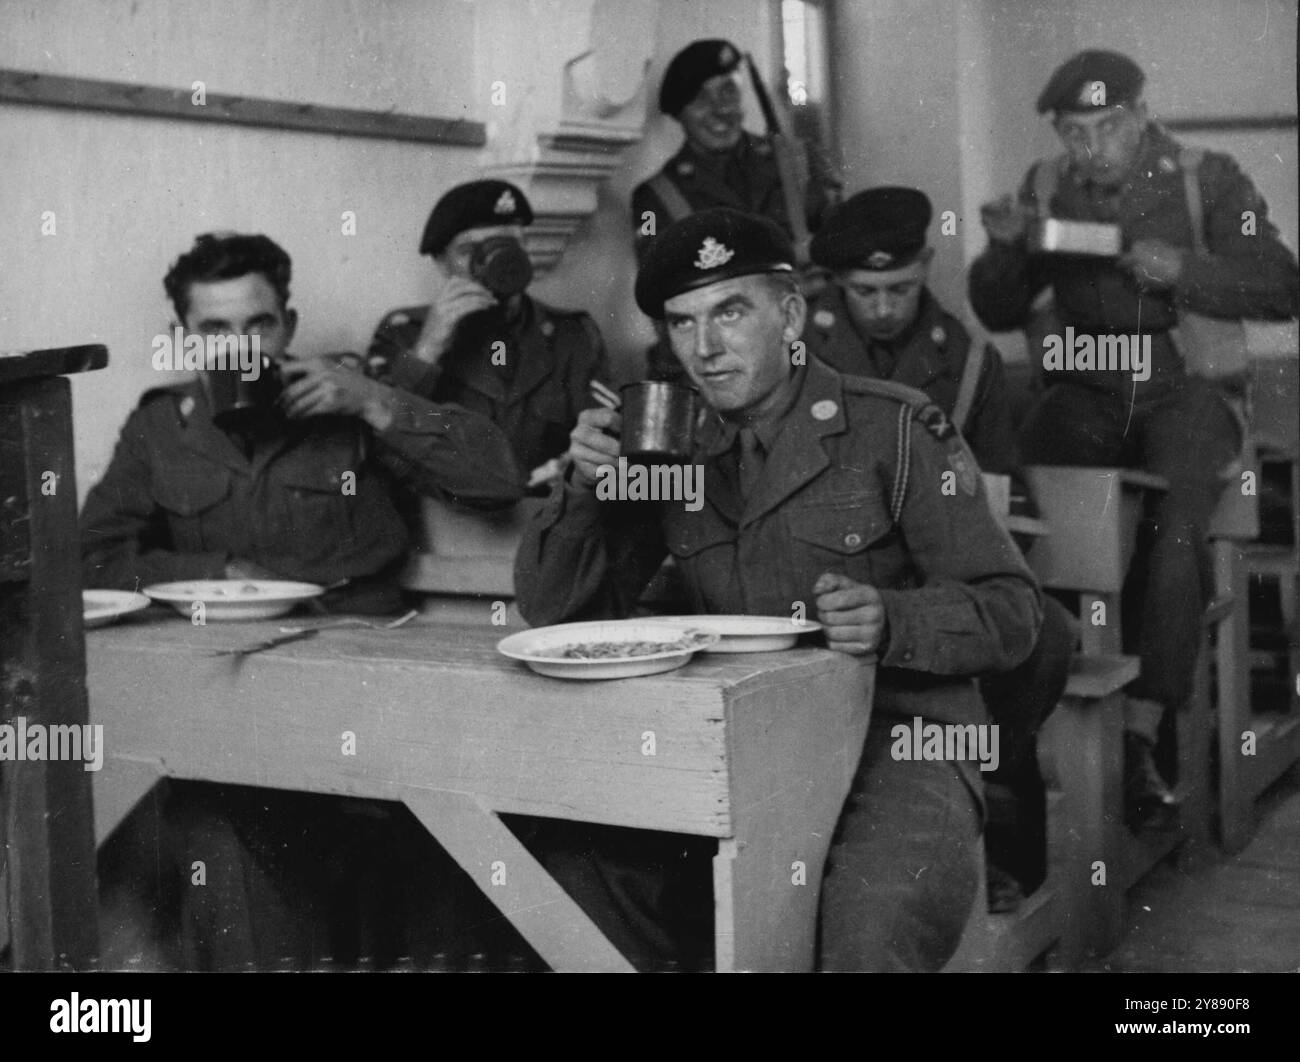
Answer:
[208,356,283,426]
[619,381,698,464]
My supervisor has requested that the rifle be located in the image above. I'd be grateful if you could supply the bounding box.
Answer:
[744,52,811,266]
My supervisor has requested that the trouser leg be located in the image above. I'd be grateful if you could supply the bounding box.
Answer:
[530,821,716,972]
[980,594,1077,889]
[165,783,339,971]
[817,724,982,972]
[1124,380,1241,717]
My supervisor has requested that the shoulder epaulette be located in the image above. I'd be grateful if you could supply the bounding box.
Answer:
[840,375,953,523]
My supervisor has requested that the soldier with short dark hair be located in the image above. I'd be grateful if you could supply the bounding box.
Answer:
[82,231,526,969]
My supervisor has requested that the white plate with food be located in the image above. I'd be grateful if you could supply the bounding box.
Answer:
[497,620,719,680]
[143,580,325,621]
[651,615,823,653]
[83,589,153,628]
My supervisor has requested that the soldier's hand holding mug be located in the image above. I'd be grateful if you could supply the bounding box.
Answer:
[413,273,497,364]
[568,406,622,489]
[813,571,888,655]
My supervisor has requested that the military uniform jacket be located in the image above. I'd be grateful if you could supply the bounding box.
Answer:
[968,123,1299,388]
[367,295,609,474]
[807,288,1022,483]
[514,356,1043,726]
[631,131,839,259]
[80,377,526,590]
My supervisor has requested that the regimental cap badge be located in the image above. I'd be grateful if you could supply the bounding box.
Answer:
[867,250,894,269]
[694,236,735,270]
[1078,79,1106,107]
[494,189,517,216]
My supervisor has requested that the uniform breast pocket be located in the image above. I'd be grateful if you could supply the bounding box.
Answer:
[784,496,896,586]
[662,508,737,607]
[664,509,736,561]
[274,465,356,546]
[151,468,232,552]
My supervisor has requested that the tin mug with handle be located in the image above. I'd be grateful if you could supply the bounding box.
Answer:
[619,381,698,465]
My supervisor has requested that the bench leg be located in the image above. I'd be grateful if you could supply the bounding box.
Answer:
[1044,692,1125,961]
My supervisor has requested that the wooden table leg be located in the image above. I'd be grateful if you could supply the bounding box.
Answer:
[402,790,635,973]
[93,758,167,846]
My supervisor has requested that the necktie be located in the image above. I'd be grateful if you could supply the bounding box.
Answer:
[738,427,765,500]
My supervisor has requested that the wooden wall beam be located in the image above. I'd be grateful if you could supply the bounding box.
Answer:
[0,68,486,147]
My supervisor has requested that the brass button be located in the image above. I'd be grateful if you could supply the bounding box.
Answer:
[844,532,862,548]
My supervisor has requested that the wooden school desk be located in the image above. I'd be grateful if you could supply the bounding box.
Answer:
[85,618,873,972]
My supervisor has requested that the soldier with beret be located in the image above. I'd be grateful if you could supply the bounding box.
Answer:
[807,186,1079,909]
[969,50,1300,825]
[367,179,610,480]
[514,208,1043,970]
[633,38,841,383]
[632,39,839,257]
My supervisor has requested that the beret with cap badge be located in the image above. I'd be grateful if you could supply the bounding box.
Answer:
[810,187,932,272]
[635,208,795,318]
[419,179,533,257]
[1036,49,1144,115]
[659,38,742,117]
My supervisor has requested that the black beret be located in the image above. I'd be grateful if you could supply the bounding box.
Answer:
[1037,50,1144,115]
[810,187,932,271]
[635,208,794,318]
[659,39,742,116]
[418,180,533,256]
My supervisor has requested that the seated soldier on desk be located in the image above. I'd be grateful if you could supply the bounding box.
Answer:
[513,209,1044,971]
[968,50,1300,827]
[805,187,1078,912]
[81,232,526,970]
[366,180,609,486]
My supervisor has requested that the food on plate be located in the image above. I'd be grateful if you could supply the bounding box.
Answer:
[547,630,711,660]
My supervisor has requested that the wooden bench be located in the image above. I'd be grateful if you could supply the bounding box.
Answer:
[1021,465,1217,955]
[1211,429,1300,852]
[399,496,537,626]
[944,474,1073,971]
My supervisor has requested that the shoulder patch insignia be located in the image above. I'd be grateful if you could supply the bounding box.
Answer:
[916,402,955,441]
[948,446,978,496]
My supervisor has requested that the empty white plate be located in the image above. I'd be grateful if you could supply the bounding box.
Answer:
[650,615,823,653]
[143,580,325,621]
[83,589,152,628]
